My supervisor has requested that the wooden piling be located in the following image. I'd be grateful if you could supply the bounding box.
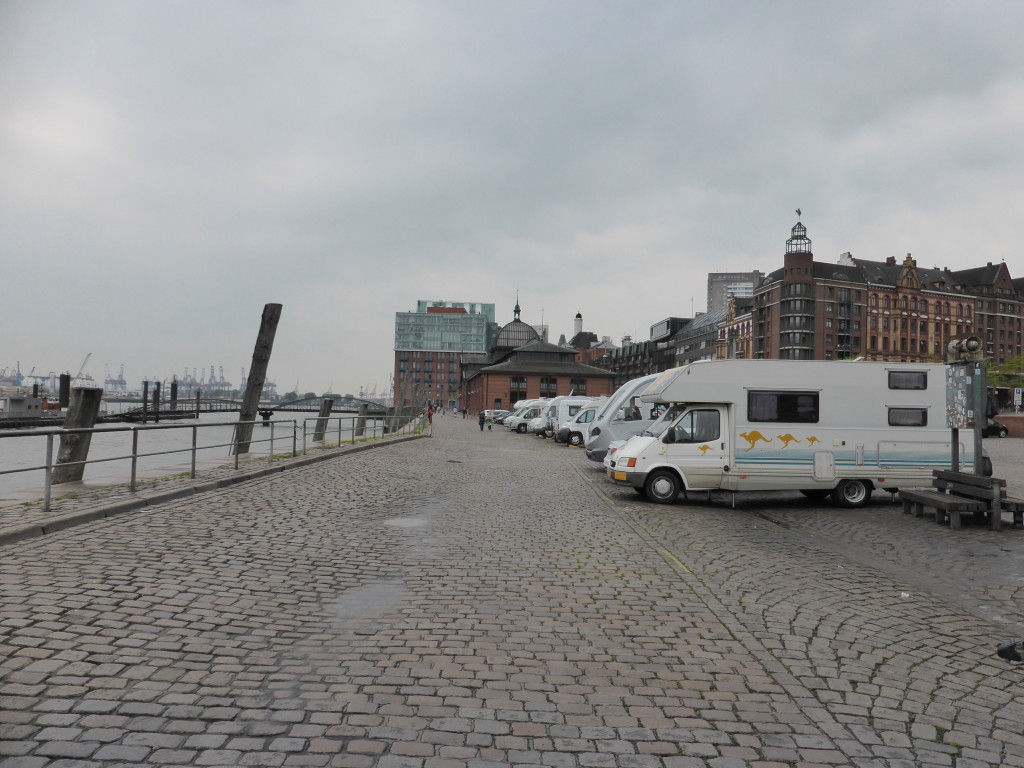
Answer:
[234,303,283,455]
[313,399,333,442]
[52,388,104,484]
[58,374,71,408]
[142,381,149,424]
[355,403,368,437]
[153,381,161,424]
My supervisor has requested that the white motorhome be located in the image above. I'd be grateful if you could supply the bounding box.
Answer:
[605,359,978,507]
[538,395,600,438]
[584,373,664,462]
[505,399,550,433]
[556,397,609,444]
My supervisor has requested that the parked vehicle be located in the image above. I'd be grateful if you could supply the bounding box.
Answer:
[505,400,550,433]
[557,398,608,446]
[527,414,549,436]
[605,359,980,508]
[491,410,511,425]
[584,373,663,462]
[983,419,1009,438]
[603,440,627,470]
[538,395,599,439]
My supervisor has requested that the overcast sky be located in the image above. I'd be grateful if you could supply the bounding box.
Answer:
[3,1,1023,398]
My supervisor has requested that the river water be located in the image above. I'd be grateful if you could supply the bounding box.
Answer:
[0,410,379,505]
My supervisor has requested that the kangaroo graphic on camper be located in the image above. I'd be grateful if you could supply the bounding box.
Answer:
[739,430,772,452]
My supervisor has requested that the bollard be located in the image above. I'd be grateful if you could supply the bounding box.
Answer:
[313,399,333,442]
[58,373,71,408]
[52,387,104,484]
[355,403,368,437]
[234,303,282,454]
[259,409,274,427]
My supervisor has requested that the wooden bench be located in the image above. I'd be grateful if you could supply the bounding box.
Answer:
[900,470,1024,530]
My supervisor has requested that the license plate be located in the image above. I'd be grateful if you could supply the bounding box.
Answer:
[613,471,627,482]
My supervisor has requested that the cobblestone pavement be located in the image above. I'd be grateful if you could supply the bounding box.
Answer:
[2,417,1023,767]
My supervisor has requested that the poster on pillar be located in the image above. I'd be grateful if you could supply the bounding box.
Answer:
[945,365,975,428]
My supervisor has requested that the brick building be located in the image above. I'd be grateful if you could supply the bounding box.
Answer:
[461,304,616,414]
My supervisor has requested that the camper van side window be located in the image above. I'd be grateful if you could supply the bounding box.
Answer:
[672,410,721,443]
[889,371,927,390]
[748,391,819,423]
[888,407,927,426]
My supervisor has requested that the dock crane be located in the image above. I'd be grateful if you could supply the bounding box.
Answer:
[74,353,92,383]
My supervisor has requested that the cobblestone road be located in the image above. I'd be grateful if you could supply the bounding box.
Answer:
[2,417,1023,767]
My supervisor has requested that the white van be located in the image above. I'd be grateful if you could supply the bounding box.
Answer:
[557,399,606,445]
[606,359,979,507]
[584,373,663,462]
[505,399,550,433]
[537,395,600,438]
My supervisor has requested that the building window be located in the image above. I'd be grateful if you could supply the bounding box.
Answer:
[570,378,587,395]
[510,375,527,404]
[540,377,557,397]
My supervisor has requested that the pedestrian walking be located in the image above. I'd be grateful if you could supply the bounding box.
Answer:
[478,411,485,431]
[427,406,434,425]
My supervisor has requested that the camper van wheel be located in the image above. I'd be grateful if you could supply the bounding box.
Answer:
[831,479,871,508]
[568,432,583,446]
[799,489,830,501]
[645,470,681,504]
[517,424,528,433]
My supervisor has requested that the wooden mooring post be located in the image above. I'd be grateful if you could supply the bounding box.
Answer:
[312,399,333,442]
[234,303,282,455]
[52,387,104,484]
[355,403,368,437]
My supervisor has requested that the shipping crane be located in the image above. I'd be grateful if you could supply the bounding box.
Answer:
[74,353,92,381]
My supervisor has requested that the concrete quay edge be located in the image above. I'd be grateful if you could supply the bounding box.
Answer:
[0,432,426,547]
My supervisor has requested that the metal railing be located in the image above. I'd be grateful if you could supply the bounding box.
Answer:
[1,406,430,515]
[0,418,297,514]
[299,407,428,454]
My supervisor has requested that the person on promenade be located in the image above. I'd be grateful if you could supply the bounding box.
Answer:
[478,411,485,431]
[427,406,434,425]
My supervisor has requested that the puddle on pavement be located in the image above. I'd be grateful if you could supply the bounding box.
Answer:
[334,579,405,621]
[383,516,428,528]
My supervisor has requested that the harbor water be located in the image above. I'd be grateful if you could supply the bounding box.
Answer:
[0,411,379,505]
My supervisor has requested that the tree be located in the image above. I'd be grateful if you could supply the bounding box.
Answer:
[988,355,1024,389]
[303,391,317,399]
[283,391,298,402]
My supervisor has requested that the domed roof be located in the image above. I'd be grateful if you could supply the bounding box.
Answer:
[494,319,540,350]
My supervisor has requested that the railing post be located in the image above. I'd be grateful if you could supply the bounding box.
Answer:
[43,434,54,514]
[130,429,139,492]
[269,422,275,461]
[292,420,298,457]
[190,425,198,478]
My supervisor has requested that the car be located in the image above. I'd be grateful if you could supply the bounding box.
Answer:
[491,410,511,424]
[983,420,1009,438]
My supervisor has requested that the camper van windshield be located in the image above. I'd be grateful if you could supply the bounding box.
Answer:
[644,404,686,437]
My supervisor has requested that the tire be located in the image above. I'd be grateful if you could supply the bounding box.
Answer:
[998,426,1008,438]
[568,432,583,446]
[799,489,830,501]
[644,470,681,504]
[517,423,527,433]
[830,479,872,508]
